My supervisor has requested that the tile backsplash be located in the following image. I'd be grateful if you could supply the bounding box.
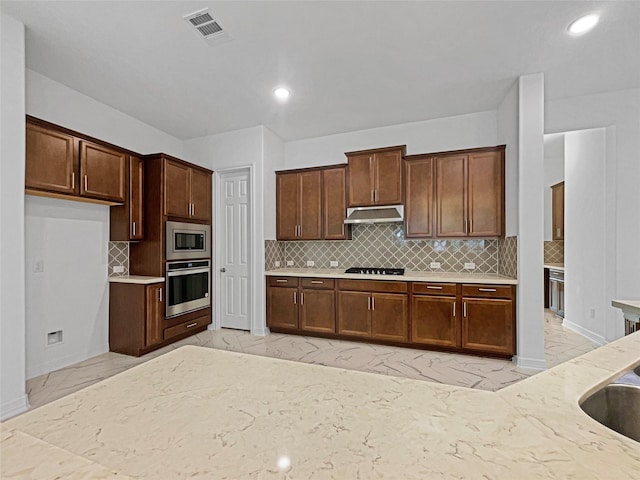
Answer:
[266,224,504,274]
[544,240,564,264]
[108,242,129,276]
[498,236,517,278]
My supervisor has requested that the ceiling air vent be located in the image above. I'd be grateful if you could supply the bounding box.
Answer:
[183,8,227,41]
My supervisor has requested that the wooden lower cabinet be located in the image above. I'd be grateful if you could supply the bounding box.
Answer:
[412,295,459,348]
[461,298,514,355]
[337,291,371,337]
[300,289,336,333]
[267,286,299,330]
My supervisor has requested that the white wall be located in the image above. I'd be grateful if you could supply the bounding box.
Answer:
[515,74,546,370]
[563,128,608,344]
[24,71,186,379]
[262,127,285,241]
[496,80,519,237]
[546,88,640,340]
[285,111,498,169]
[0,13,28,419]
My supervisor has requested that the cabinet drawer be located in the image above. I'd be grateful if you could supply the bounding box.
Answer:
[412,282,457,296]
[301,278,335,289]
[267,276,300,287]
[338,279,408,293]
[164,315,210,340]
[549,270,564,282]
[461,284,513,299]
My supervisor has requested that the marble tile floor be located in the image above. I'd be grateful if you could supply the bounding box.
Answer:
[25,309,596,411]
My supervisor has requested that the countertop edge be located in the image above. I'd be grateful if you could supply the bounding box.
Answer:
[108,276,165,285]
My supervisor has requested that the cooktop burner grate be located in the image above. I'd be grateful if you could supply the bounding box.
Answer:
[345,267,405,276]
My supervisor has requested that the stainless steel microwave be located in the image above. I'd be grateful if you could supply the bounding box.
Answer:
[166,221,210,261]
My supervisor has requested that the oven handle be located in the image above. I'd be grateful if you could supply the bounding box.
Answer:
[167,268,211,277]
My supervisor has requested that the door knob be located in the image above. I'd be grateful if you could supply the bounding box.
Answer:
[220,268,226,273]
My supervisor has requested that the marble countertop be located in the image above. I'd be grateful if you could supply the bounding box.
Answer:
[266,268,518,285]
[3,332,639,478]
[612,299,640,314]
[544,263,565,272]
[108,275,165,285]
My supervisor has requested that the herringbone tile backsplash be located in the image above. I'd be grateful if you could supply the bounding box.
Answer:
[266,224,504,273]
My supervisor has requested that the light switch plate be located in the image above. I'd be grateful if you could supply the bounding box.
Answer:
[464,262,476,270]
[306,261,315,267]
[286,260,294,266]
[430,262,441,269]
[330,261,338,267]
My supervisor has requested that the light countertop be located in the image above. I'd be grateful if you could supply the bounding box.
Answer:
[108,275,165,285]
[612,299,640,314]
[3,332,639,478]
[266,268,518,285]
[544,263,565,272]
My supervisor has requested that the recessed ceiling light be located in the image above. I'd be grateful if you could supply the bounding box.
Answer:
[568,13,600,35]
[273,87,291,100]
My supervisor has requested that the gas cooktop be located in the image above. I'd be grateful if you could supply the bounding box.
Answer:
[345,267,405,276]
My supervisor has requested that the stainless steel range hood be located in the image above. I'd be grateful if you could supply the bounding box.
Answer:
[344,205,404,224]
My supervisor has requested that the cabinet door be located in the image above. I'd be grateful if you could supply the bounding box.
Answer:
[549,278,559,313]
[467,151,503,237]
[435,155,467,237]
[323,167,348,240]
[557,281,565,317]
[276,172,299,240]
[347,153,374,206]
[461,298,514,355]
[371,293,408,342]
[190,168,212,221]
[80,141,126,203]
[411,295,459,347]
[373,150,402,205]
[300,289,335,333]
[130,156,144,240]
[337,291,371,337]
[146,283,164,347]
[404,158,434,238]
[26,122,77,195]
[164,160,191,217]
[298,171,322,240]
[267,287,299,330]
[552,182,564,240]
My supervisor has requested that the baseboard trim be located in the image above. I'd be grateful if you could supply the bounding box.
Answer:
[562,319,606,346]
[514,355,547,371]
[1,394,29,421]
[251,327,269,337]
[26,343,109,380]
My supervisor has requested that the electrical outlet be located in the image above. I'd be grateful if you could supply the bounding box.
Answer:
[112,265,125,274]
[47,330,63,346]
[430,262,441,269]
[330,261,338,267]
[306,261,315,267]
[33,260,44,273]
[274,261,281,268]
[464,262,476,270]
[286,260,294,266]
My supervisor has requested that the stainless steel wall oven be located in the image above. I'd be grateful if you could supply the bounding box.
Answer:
[165,260,210,317]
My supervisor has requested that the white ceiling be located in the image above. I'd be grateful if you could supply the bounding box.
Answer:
[2,1,639,141]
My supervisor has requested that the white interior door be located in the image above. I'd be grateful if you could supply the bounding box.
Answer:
[220,170,251,330]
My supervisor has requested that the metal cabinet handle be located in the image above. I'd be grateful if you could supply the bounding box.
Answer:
[158,287,162,302]
[84,175,88,191]
[371,190,375,202]
[426,286,443,290]
[463,302,467,318]
[71,172,75,189]
[276,279,287,283]
[478,288,497,292]
[469,219,473,233]
[132,222,136,237]
[301,292,304,305]
[367,297,371,310]
[452,302,456,317]
[311,281,323,284]
[371,296,375,310]
[186,322,198,329]
[293,291,297,304]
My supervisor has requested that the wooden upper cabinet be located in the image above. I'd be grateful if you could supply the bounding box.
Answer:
[346,146,404,207]
[323,167,349,240]
[164,160,191,218]
[80,141,126,203]
[110,155,144,241]
[404,156,434,238]
[434,146,505,238]
[164,159,211,221]
[190,168,212,221]
[435,154,467,237]
[551,181,564,240]
[276,170,322,240]
[26,122,77,195]
[467,150,504,237]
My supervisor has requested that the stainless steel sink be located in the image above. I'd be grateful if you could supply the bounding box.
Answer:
[581,383,640,443]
